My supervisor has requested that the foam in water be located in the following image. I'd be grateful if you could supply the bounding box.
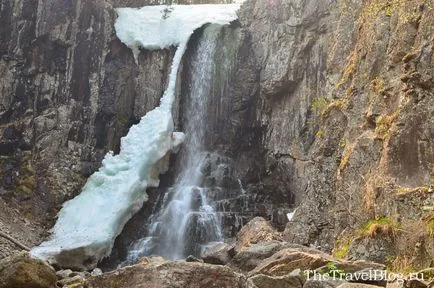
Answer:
[31,4,239,270]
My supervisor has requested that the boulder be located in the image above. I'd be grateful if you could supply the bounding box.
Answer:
[338,261,385,273]
[91,268,103,277]
[248,269,305,288]
[232,241,284,271]
[347,269,387,287]
[57,275,86,287]
[248,247,333,277]
[235,217,281,253]
[87,260,247,288]
[347,237,395,264]
[405,279,428,288]
[0,252,57,288]
[201,243,233,265]
[56,269,73,280]
[186,255,203,263]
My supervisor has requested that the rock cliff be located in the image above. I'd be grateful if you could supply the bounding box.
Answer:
[235,0,433,268]
[0,0,433,272]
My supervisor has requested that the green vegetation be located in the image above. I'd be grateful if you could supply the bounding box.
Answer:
[315,129,325,139]
[375,112,398,139]
[320,262,346,277]
[357,216,400,238]
[427,219,434,235]
[333,238,351,259]
[339,143,354,171]
[364,0,401,17]
[15,175,36,196]
[311,97,329,116]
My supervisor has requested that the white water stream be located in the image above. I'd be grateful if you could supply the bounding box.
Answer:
[31,4,239,269]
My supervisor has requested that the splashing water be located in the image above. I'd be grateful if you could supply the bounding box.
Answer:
[126,25,228,261]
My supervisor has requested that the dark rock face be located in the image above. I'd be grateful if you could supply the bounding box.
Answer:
[232,0,433,266]
[0,0,184,227]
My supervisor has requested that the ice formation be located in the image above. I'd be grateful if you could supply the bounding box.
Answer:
[31,4,239,269]
[114,4,240,63]
[287,209,297,221]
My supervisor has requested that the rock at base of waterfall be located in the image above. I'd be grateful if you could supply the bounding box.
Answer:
[247,247,334,277]
[231,241,284,271]
[86,260,247,288]
[0,252,57,288]
[186,255,204,263]
[247,269,305,288]
[201,242,234,265]
[234,217,281,253]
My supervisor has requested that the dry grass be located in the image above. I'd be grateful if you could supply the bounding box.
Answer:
[339,143,355,171]
[375,112,398,139]
[336,51,359,89]
[370,77,386,95]
[387,255,416,274]
[358,216,400,238]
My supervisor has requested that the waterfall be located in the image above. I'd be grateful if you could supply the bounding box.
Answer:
[31,4,239,270]
[126,25,226,261]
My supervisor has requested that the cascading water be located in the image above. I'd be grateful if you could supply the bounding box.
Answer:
[126,25,227,261]
[31,4,239,270]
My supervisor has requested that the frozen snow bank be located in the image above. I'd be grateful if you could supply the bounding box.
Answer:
[31,4,239,270]
[115,4,240,63]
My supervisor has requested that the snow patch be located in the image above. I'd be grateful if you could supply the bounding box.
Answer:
[287,209,296,221]
[115,4,240,63]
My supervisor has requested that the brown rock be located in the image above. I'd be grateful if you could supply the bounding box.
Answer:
[248,247,333,277]
[339,261,385,273]
[405,279,428,288]
[201,242,234,265]
[235,217,281,254]
[232,241,284,271]
[248,269,305,288]
[57,275,86,287]
[0,252,57,288]
[87,260,247,288]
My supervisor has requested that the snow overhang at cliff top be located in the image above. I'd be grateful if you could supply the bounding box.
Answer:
[115,4,240,61]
